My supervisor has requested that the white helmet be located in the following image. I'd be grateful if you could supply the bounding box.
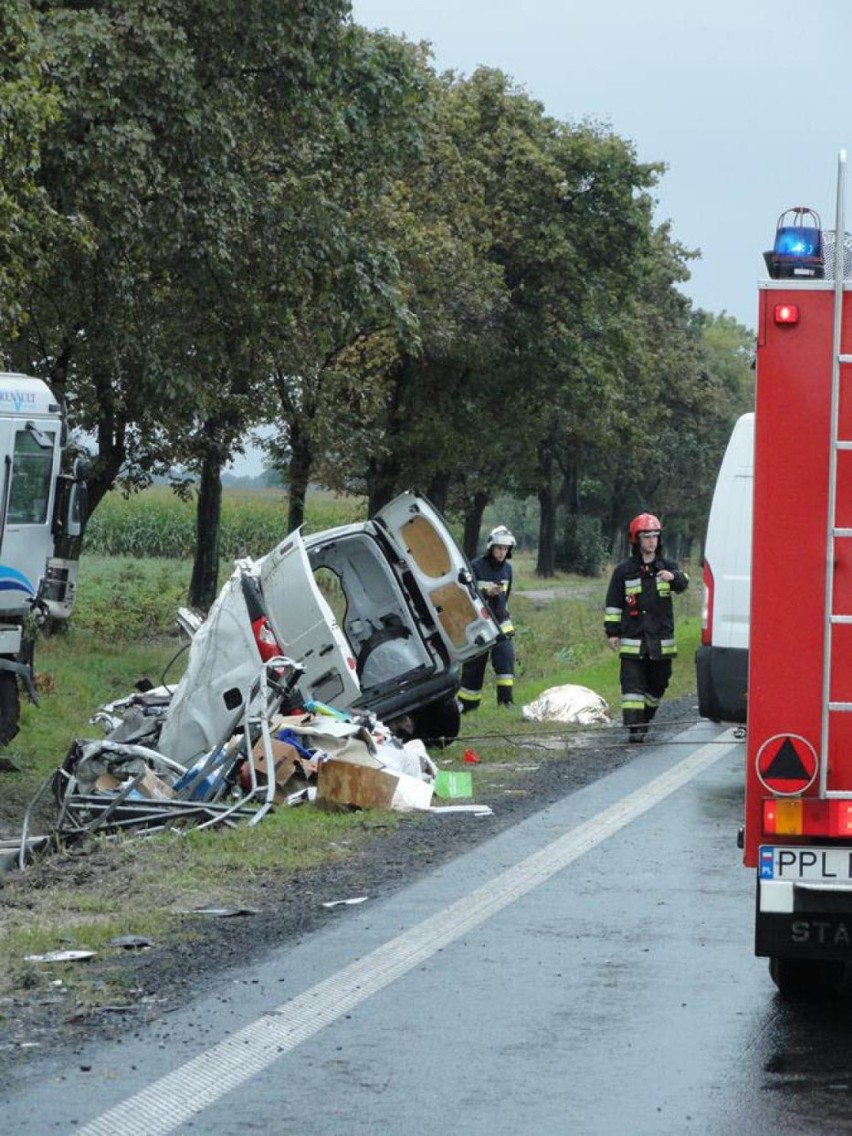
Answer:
[487,525,516,552]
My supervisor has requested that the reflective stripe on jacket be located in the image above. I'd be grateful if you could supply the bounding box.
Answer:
[603,554,688,659]
[471,552,513,634]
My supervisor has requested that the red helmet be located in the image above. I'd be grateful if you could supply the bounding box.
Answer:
[628,513,662,543]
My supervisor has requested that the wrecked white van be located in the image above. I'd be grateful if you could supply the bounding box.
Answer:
[158,492,500,764]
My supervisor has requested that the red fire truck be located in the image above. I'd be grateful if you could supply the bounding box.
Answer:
[747,151,852,996]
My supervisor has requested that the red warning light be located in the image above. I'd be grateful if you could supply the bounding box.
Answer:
[774,303,799,325]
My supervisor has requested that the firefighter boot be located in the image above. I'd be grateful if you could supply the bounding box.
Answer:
[640,703,658,740]
[624,709,647,743]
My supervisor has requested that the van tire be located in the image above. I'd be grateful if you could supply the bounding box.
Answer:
[0,670,21,747]
[412,695,461,747]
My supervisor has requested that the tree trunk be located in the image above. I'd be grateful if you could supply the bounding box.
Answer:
[189,439,224,612]
[366,357,409,513]
[536,484,557,577]
[85,363,128,513]
[462,490,488,559]
[606,476,632,559]
[536,430,558,577]
[87,450,125,515]
[561,454,581,515]
[286,420,313,533]
[367,454,402,515]
[426,470,451,513]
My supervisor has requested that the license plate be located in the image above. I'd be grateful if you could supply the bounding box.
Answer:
[760,845,852,881]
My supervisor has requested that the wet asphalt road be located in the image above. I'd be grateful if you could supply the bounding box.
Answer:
[5,720,852,1135]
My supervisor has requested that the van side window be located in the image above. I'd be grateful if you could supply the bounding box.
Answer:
[8,429,55,524]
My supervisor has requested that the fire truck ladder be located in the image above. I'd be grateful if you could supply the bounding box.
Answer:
[822,148,852,795]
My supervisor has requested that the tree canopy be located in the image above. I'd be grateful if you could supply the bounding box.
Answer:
[1,2,754,604]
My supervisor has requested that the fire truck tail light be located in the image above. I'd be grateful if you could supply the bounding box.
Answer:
[774,303,799,325]
[762,796,852,837]
[763,798,803,835]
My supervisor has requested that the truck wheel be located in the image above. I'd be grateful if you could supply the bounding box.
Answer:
[0,670,21,747]
[412,695,461,747]
[768,956,846,998]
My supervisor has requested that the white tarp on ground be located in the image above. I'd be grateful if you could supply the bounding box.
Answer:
[521,684,611,725]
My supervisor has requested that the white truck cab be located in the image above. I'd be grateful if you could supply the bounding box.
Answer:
[695,411,754,724]
[0,373,87,743]
[158,492,500,764]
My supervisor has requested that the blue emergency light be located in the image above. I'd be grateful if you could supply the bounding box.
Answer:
[764,206,824,279]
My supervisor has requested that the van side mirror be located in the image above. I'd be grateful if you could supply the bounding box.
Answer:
[68,482,88,539]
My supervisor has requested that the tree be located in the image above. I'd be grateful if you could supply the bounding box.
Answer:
[0,0,67,344]
[9,0,356,607]
[240,26,434,532]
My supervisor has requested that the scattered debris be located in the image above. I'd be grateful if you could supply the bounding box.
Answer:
[109,935,153,950]
[430,804,494,817]
[190,907,259,918]
[10,528,499,867]
[463,748,481,764]
[433,771,473,799]
[321,896,369,908]
[24,950,96,963]
[9,666,490,868]
[521,684,611,725]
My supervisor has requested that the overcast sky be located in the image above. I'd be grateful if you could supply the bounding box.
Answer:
[351,0,852,332]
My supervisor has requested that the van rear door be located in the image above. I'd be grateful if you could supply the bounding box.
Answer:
[258,531,362,707]
[696,412,754,722]
[373,492,499,662]
[705,413,753,653]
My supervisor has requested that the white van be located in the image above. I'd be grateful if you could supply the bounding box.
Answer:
[695,412,754,723]
[157,491,500,763]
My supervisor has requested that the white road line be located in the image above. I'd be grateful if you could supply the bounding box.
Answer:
[77,730,734,1136]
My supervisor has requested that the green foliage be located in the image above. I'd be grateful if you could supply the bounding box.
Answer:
[554,515,607,578]
[479,496,540,552]
[0,0,66,340]
[71,556,192,639]
[83,486,367,560]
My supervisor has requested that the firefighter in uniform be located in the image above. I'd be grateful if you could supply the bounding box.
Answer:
[604,513,689,742]
[458,526,516,712]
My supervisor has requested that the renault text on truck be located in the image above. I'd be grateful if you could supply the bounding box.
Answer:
[0,373,87,746]
[746,153,852,995]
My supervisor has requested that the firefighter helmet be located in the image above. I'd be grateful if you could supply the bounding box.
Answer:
[628,513,662,544]
[487,525,516,553]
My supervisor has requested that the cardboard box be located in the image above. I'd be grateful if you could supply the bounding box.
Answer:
[136,770,176,800]
[250,737,303,803]
[93,770,175,800]
[317,759,432,812]
[317,760,397,811]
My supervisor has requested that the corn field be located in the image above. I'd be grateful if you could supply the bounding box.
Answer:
[83,487,368,560]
